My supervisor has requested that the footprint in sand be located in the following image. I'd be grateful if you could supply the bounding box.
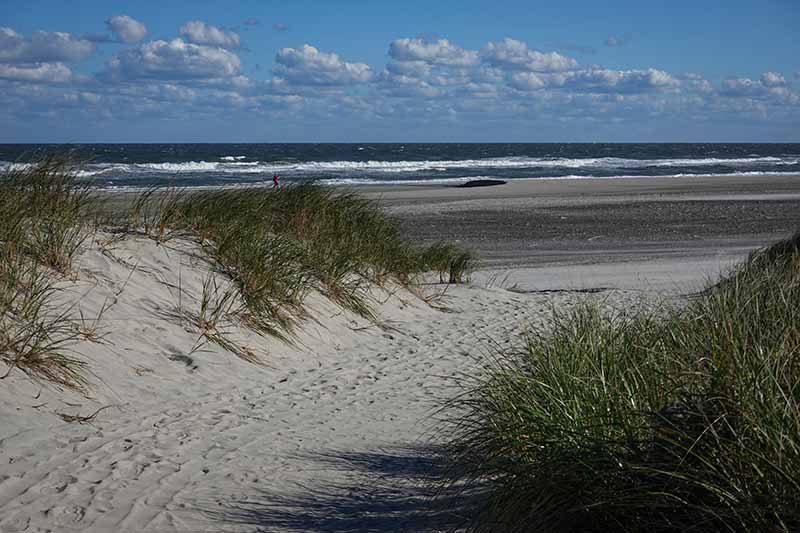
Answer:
[111,459,146,480]
[0,515,30,532]
[46,505,86,526]
[38,474,78,495]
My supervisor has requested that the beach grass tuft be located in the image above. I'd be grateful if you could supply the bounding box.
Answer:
[440,231,800,532]
[156,184,474,339]
[0,158,93,390]
[422,242,476,284]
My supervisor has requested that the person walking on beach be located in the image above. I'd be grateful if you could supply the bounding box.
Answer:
[272,173,280,188]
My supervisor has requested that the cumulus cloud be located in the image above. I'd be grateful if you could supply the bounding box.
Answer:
[274,44,372,85]
[761,71,786,87]
[548,68,677,93]
[482,38,577,72]
[377,71,441,98]
[507,67,678,94]
[389,38,478,67]
[0,27,94,63]
[719,73,798,106]
[509,71,547,91]
[107,15,147,44]
[3,27,798,132]
[180,21,241,49]
[720,77,764,97]
[0,62,72,83]
[679,73,714,94]
[104,38,242,81]
[385,59,431,78]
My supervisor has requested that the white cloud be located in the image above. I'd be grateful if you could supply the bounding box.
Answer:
[2,28,798,133]
[0,62,72,83]
[505,67,678,94]
[389,38,478,67]
[767,86,800,105]
[761,71,786,87]
[380,79,440,98]
[106,15,147,44]
[509,71,547,91]
[483,38,577,72]
[386,60,431,78]
[377,68,441,98]
[275,44,372,85]
[548,68,678,93]
[720,77,764,97]
[719,74,798,105]
[679,73,714,94]
[104,38,242,81]
[180,21,240,49]
[0,27,94,64]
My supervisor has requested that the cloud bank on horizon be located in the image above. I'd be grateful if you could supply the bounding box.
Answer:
[0,11,798,142]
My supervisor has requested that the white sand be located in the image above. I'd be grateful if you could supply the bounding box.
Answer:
[0,232,745,532]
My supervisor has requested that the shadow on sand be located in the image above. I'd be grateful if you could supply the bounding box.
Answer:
[201,445,477,532]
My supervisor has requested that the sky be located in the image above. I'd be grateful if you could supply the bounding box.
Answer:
[1,0,799,143]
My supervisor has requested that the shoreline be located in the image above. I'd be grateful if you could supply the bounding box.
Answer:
[90,172,800,194]
[358,172,800,197]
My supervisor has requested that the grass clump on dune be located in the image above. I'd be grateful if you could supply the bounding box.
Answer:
[0,157,94,274]
[132,183,476,339]
[0,158,93,390]
[422,242,475,284]
[441,231,800,532]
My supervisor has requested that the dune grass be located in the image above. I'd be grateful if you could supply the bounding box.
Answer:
[422,242,475,284]
[131,183,476,340]
[0,158,93,390]
[440,232,800,531]
[1,158,476,389]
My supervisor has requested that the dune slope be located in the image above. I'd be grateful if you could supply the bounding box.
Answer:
[0,233,641,532]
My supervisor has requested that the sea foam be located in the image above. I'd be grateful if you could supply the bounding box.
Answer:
[11,154,796,178]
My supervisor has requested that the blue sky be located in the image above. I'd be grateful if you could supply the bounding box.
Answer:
[1,0,798,142]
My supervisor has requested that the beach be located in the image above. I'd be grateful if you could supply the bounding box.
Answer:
[0,173,799,531]
[372,174,800,265]
[4,0,799,524]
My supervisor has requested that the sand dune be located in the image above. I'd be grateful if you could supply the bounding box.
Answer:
[0,225,759,531]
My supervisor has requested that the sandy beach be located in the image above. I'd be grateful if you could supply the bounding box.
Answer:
[1,174,798,532]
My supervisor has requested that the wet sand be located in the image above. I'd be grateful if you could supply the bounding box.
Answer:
[365,174,800,268]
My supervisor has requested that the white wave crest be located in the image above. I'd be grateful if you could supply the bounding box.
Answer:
[4,154,799,179]
[0,162,35,172]
[90,170,800,192]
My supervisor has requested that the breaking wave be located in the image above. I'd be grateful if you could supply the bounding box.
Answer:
[1,149,798,190]
[2,154,795,179]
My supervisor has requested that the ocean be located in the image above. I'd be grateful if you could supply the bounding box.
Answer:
[1,143,798,190]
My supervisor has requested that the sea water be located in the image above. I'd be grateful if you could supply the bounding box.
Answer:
[1,143,798,190]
